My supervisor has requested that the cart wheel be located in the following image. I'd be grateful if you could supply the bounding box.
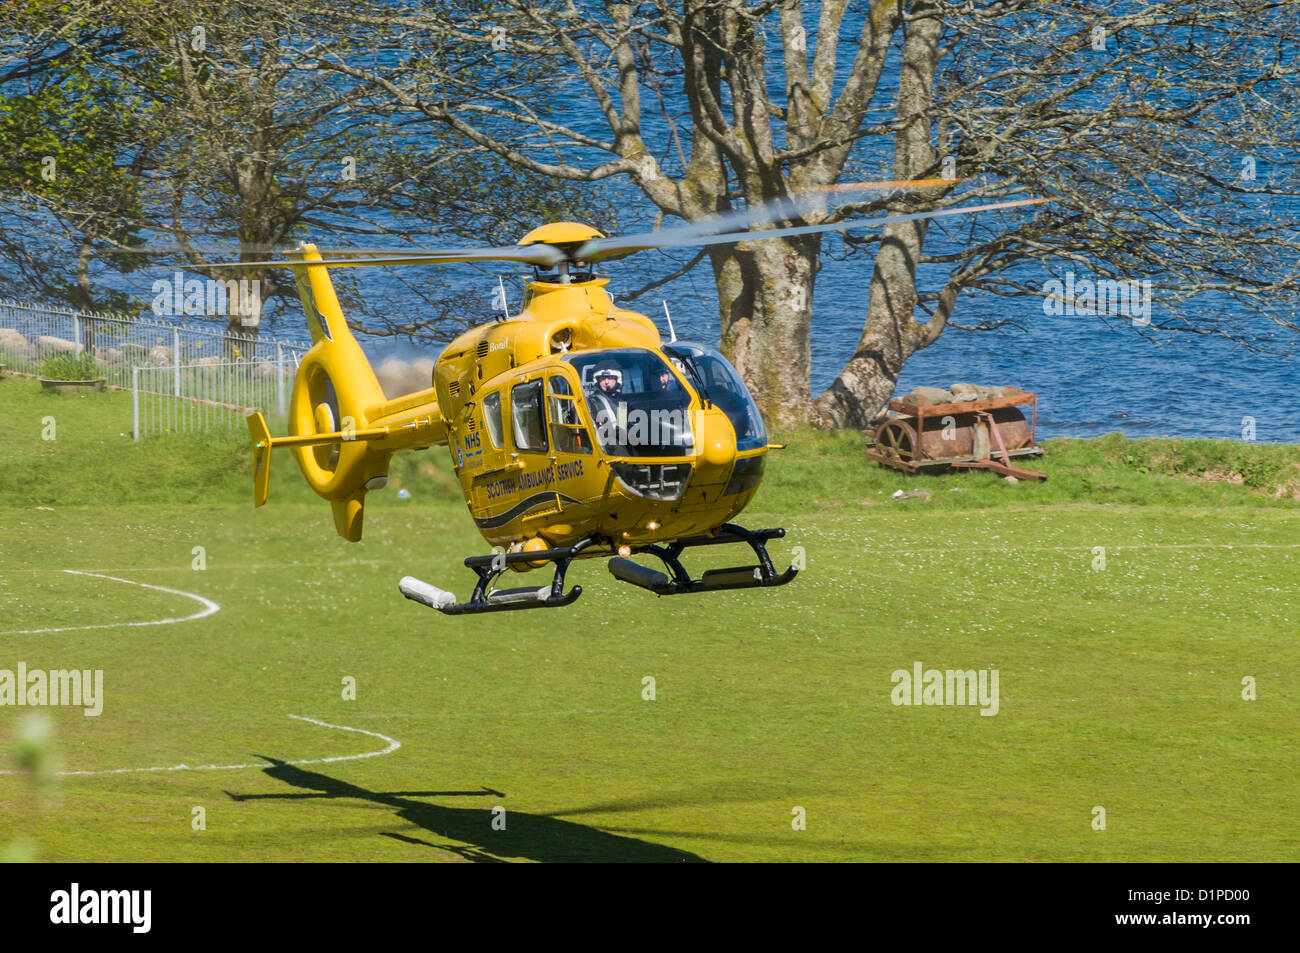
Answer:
[875,419,918,461]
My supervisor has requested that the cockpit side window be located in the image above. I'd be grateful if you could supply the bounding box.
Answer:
[664,343,768,452]
[547,375,592,455]
[482,391,503,449]
[510,380,547,452]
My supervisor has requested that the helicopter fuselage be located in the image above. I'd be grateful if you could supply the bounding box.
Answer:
[433,277,770,560]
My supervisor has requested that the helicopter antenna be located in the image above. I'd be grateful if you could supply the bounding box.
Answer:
[662,300,677,343]
[495,275,511,322]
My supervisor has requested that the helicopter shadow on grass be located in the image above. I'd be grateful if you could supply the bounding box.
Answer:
[225,757,707,863]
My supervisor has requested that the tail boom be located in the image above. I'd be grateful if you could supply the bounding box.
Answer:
[246,244,448,541]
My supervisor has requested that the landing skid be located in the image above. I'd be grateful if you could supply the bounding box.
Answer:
[399,539,596,615]
[608,523,798,596]
[399,524,797,615]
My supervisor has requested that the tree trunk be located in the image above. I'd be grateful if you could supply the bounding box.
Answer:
[711,234,820,431]
[813,3,944,430]
[75,235,96,354]
[223,248,267,362]
[224,289,262,362]
[812,221,931,430]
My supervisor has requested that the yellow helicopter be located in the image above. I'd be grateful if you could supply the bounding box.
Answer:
[227,187,1047,614]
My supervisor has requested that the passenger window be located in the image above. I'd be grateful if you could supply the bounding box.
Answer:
[547,375,592,455]
[482,391,503,449]
[511,381,547,452]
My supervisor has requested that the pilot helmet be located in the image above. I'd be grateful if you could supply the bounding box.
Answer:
[593,364,623,387]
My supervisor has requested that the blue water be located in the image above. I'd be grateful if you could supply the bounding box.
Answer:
[891,315,1298,443]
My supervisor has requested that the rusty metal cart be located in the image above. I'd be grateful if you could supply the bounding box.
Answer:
[866,391,1046,481]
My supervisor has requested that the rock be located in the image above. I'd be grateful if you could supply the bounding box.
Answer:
[148,345,174,366]
[952,383,1007,399]
[35,335,81,357]
[1003,475,1019,484]
[951,391,980,402]
[0,328,33,361]
[889,489,932,502]
[252,359,278,381]
[948,383,1029,400]
[375,357,436,398]
[889,486,930,501]
[899,386,953,406]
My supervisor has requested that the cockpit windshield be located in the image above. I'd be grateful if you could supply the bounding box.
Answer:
[567,349,694,457]
[664,342,767,452]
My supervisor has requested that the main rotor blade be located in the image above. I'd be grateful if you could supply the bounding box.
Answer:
[175,181,1038,272]
[573,177,961,262]
[578,195,1054,261]
[99,241,464,258]
[189,244,565,270]
[296,178,954,268]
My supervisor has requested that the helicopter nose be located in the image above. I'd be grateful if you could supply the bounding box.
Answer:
[696,408,736,469]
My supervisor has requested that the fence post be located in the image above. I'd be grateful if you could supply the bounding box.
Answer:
[73,313,82,352]
[173,327,181,397]
[132,366,141,441]
[276,342,287,416]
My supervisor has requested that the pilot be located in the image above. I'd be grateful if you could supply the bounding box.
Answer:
[656,367,674,391]
[593,364,622,399]
[588,364,624,447]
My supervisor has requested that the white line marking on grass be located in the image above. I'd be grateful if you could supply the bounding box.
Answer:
[0,570,220,635]
[0,714,400,778]
[0,560,388,574]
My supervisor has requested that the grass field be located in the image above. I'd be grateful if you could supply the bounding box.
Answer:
[1,377,1297,862]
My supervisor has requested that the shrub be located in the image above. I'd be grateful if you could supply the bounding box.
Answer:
[38,351,104,381]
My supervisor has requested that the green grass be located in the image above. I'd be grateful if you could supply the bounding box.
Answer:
[1,377,1297,861]
[2,376,1299,511]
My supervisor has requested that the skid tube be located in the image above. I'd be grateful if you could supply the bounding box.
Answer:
[400,537,598,615]
[608,523,799,596]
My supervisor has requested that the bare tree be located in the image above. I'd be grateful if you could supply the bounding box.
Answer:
[297,0,1300,428]
[0,0,614,347]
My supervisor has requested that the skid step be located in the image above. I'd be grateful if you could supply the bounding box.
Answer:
[399,538,594,615]
[607,523,799,596]
[399,576,457,610]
